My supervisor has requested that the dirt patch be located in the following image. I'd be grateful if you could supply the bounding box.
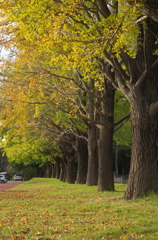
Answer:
[0,181,25,192]
[89,197,123,203]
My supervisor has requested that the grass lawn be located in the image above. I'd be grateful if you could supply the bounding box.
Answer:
[0,178,158,239]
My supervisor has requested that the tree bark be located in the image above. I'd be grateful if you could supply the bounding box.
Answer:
[86,79,99,186]
[59,135,76,184]
[65,157,75,184]
[124,100,158,199]
[98,82,115,191]
[124,18,158,199]
[44,162,53,178]
[55,161,60,179]
[76,137,88,184]
[86,122,98,185]
[59,162,66,182]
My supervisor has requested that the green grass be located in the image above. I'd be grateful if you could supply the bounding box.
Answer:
[0,178,158,239]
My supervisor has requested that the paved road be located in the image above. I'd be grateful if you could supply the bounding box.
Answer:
[0,181,25,192]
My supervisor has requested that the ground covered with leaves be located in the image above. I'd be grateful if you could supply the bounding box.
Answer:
[0,178,158,239]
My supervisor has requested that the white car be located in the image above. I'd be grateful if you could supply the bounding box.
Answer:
[14,174,23,181]
[0,174,8,183]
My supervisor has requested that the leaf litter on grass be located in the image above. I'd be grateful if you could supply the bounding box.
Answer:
[0,178,158,239]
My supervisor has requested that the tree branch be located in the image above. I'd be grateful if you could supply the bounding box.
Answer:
[96,0,111,18]
[127,1,158,22]
[78,114,106,127]
[114,113,130,127]
[103,51,130,98]
[114,113,130,132]
[135,58,158,89]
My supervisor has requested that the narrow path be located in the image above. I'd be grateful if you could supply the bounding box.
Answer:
[0,181,25,192]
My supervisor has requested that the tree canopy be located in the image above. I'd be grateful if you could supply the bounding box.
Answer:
[1,0,158,199]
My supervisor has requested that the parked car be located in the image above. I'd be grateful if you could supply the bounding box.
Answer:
[0,172,10,181]
[14,174,23,181]
[0,174,8,183]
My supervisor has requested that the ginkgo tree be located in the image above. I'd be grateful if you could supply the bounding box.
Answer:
[0,53,84,183]
[0,8,117,190]
[0,39,130,189]
[3,37,103,182]
[1,0,127,187]
[1,0,154,199]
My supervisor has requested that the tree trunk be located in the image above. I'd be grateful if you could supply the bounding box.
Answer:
[76,137,88,184]
[37,166,44,177]
[86,79,98,186]
[59,162,66,182]
[86,123,98,185]
[59,135,76,184]
[98,127,114,191]
[44,162,52,178]
[51,164,56,178]
[124,100,158,199]
[65,157,75,184]
[98,82,115,191]
[124,18,158,199]
[55,162,60,179]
